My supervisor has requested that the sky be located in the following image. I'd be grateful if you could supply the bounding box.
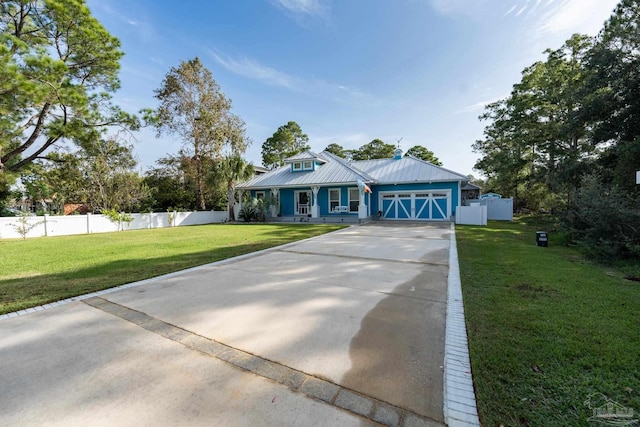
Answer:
[86,0,620,177]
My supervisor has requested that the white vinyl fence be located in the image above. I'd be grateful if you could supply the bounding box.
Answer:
[455,204,488,226]
[482,198,513,221]
[0,210,229,239]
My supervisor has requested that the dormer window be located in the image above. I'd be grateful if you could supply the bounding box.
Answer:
[285,150,327,172]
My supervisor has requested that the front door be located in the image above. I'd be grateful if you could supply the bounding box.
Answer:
[295,191,311,215]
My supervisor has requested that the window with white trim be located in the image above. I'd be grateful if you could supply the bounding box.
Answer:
[255,191,265,200]
[303,161,313,170]
[329,188,340,211]
[348,188,359,212]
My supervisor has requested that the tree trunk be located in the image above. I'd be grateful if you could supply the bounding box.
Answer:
[227,185,235,222]
[195,154,206,210]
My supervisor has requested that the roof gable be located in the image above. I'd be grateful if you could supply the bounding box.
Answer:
[237,151,373,189]
[283,150,326,164]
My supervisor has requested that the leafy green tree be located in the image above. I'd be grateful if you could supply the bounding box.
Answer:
[211,153,254,221]
[151,57,249,209]
[143,156,196,211]
[324,143,349,159]
[466,174,486,189]
[585,0,640,195]
[351,139,396,160]
[75,138,149,212]
[472,2,639,260]
[474,35,596,210]
[22,171,52,214]
[19,139,148,214]
[0,0,138,177]
[19,152,82,214]
[571,173,640,260]
[405,145,442,165]
[261,121,310,169]
[587,0,640,145]
[473,104,532,210]
[143,153,226,211]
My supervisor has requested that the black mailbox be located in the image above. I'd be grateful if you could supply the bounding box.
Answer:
[536,231,548,247]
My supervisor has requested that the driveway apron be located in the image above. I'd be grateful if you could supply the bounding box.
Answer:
[0,222,449,426]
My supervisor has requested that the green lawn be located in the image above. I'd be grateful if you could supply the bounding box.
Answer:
[456,218,640,426]
[0,223,344,314]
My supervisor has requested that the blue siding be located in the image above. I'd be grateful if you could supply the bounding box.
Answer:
[250,189,270,199]
[250,186,364,216]
[280,188,295,216]
[248,181,459,218]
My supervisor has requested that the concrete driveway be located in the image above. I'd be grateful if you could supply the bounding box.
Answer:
[0,223,450,427]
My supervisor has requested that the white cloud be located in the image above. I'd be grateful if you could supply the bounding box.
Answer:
[271,0,329,18]
[210,51,297,90]
[515,6,527,17]
[431,0,616,38]
[209,50,373,104]
[87,0,158,43]
[455,98,502,114]
[503,5,518,17]
[533,0,618,37]
[429,0,488,16]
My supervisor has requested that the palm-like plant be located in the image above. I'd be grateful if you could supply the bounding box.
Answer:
[214,153,254,221]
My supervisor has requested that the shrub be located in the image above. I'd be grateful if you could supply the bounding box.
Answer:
[10,212,44,240]
[569,174,640,260]
[238,205,256,222]
[102,209,134,231]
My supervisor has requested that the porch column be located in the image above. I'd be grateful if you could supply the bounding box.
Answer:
[311,186,320,218]
[358,188,368,219]
[236,190,243,222]
[270,188,279,217]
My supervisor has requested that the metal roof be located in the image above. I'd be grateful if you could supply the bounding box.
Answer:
[237,151,468,189]
[353,156,468,184]
[462,182,481,190]
[237,151,373,189]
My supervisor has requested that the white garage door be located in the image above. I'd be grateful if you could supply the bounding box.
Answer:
[380,191,451,221]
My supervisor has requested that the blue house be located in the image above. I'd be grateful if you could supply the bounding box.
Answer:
[236,149,469,221]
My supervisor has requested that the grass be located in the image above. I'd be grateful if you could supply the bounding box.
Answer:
[0,223,344,315]
[456,217,640,426]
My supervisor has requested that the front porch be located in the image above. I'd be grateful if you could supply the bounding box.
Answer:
[238,185,372,221]
[265,215,372,225]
